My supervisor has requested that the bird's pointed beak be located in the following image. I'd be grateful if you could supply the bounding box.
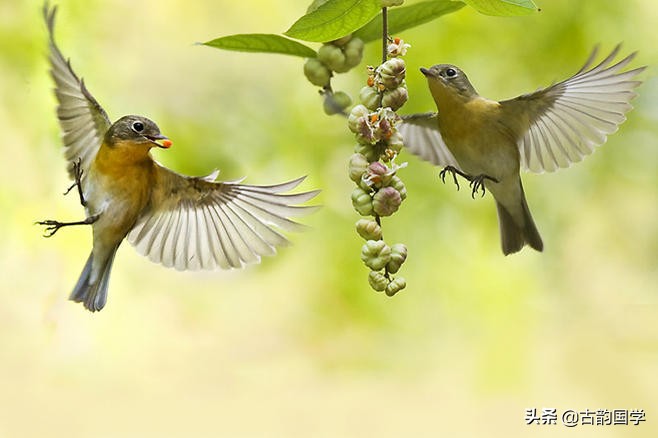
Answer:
[147,134,172,149]
[420,67,436,78]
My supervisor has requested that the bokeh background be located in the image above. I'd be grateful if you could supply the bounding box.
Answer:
[1,0,657,437]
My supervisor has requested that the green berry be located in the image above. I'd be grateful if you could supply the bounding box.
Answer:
[354,143,381,163]
[323,91,352,115]
[386,243,407,274]
[361,240,392,271]
[389,175,407,200]
[304,58,331,87]
[348,104,370,134]
[378,58,406,89]
[333,91,352,108]
[381,87,408,111]
[318,44,347,73]
[368,270,388,292]
[351,187,374,216]
[356,219,382,240]
[348,153,370,183]
[343,38,364,68]
[385,277,406,296]
[359,86,381,111]
[373,186,402,216]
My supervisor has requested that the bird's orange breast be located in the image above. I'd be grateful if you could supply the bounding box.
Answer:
[89,141,155,215]
[436,96,521,177]
[438,96,502,145]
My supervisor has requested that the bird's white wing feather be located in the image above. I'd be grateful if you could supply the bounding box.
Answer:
[500,45,645,173]
[44,4,111,182]
[127,166,320,271]
[397,112,461,169]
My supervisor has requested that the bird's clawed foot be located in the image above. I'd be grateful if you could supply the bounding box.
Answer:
[438,166,499,198]
[63,158,86,206]
[468,174,499,199]
[35,214,99,238]
[35,219,68,237]
[439,165,471,191]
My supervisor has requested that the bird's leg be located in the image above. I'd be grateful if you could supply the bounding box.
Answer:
[36,214,99,238]
[439,165,472,191]
[468,174,499,199]
[439,166,499,198]
[63,158,86,207]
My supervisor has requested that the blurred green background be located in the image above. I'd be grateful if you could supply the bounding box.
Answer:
[1,1,657,437]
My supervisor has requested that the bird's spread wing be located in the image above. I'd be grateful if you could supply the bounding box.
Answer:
[500,45,645,173]
[44,4,111,181]
[127,166,320,271]
[397,112,461,169]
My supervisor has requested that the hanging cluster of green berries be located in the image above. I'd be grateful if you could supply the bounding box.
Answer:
[347,36,411,296]
[303,35,364,115]
[359,57,408,111]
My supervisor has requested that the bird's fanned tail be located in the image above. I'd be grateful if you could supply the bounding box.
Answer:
[496,181,543,255]
[70,248,118,312]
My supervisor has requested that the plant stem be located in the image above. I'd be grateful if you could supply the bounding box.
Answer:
[377,7,388,232]
[381,7,388,63]
[374,214,391,279]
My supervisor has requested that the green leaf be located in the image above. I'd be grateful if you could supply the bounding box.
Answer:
[306,0,331,13]
[203,34,317,58]
[285,0,381,43]
[354,0,465,43]
[457,0,539,16]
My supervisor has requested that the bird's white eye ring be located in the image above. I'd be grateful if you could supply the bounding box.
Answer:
[132,121,144,132]
[445,68,457,78]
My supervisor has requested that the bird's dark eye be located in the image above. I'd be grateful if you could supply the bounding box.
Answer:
[132,121,144,132]
[445,68,457,78]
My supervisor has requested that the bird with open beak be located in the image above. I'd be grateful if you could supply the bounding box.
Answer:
[38,4,319,311]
